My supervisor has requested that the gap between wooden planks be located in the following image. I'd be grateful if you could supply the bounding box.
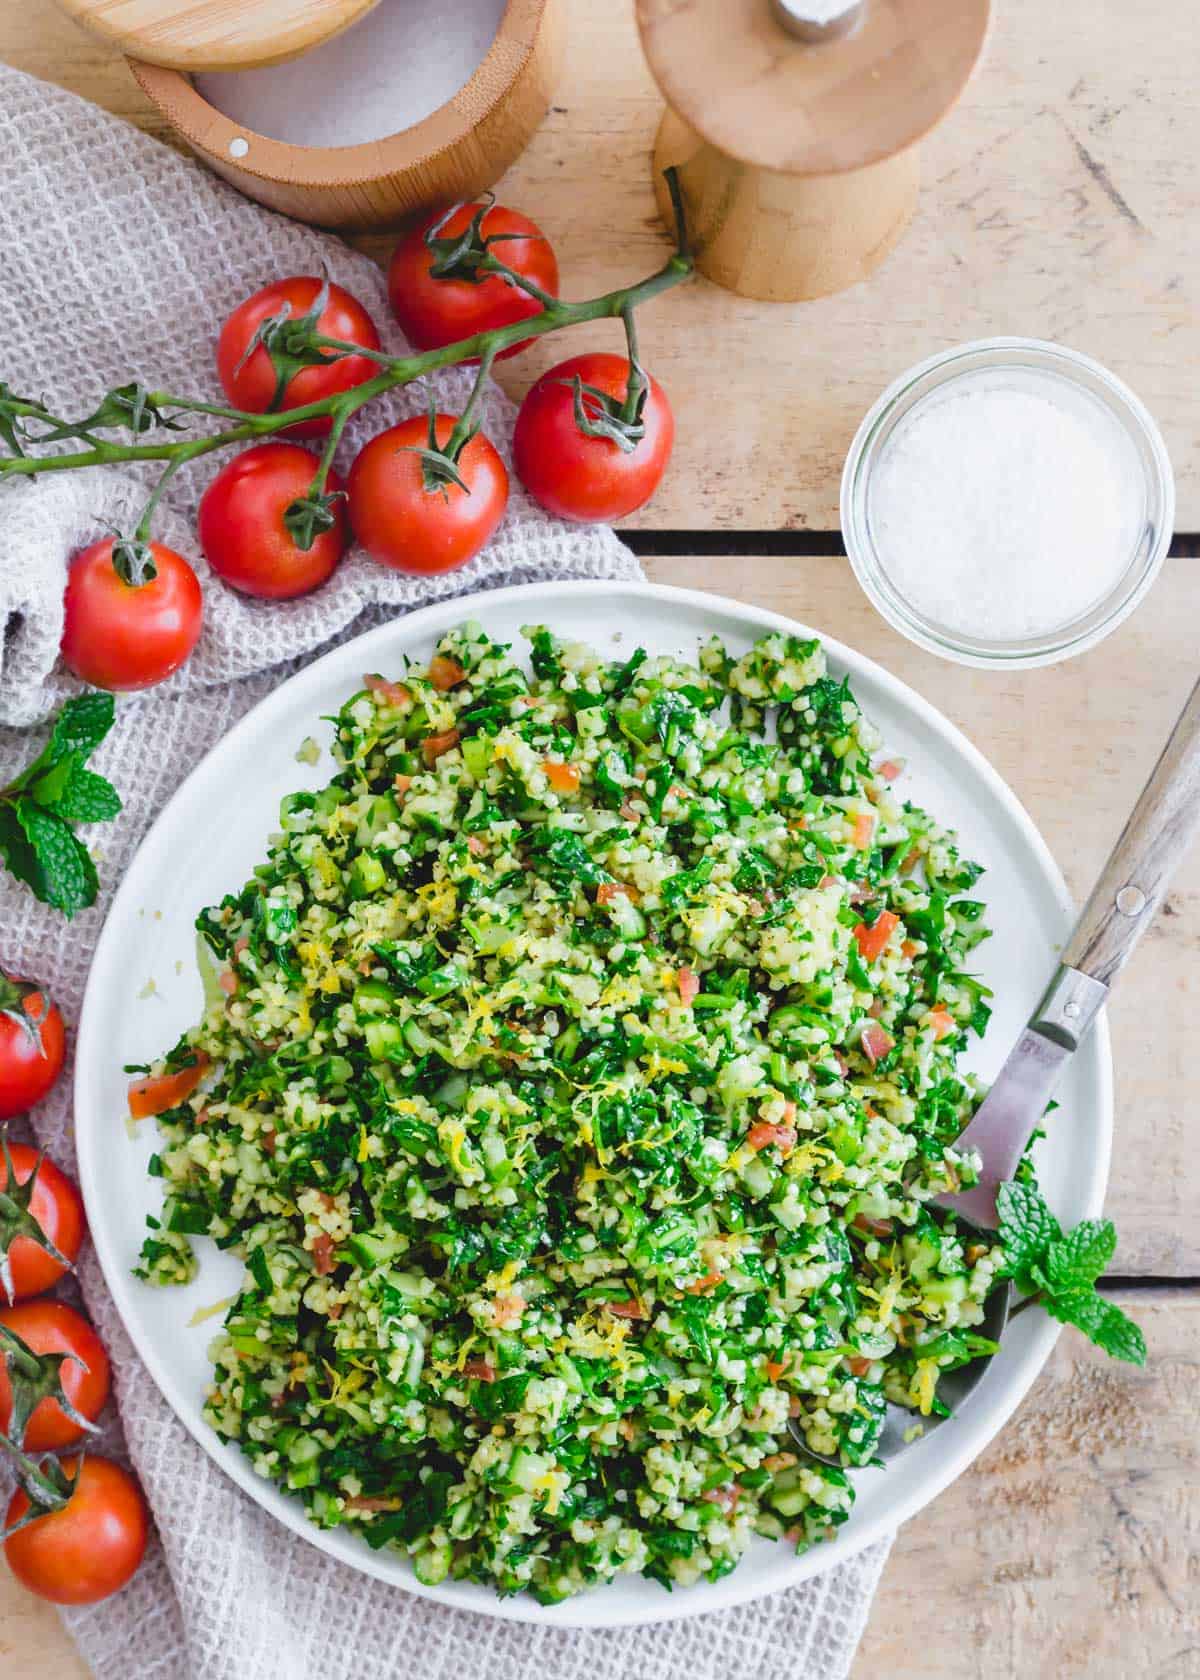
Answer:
[1,1289,1192,1680]
[7,0,1199,530]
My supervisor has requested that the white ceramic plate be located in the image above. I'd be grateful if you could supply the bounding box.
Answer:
[75,581,1112,1628]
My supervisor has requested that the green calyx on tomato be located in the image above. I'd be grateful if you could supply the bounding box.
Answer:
[234,273,368,414]
[0,1436,84,1540]
[283,485,347,553]
[560,362,648,455]
[0,972,53,1059]
[109,532,159,588]
[0,1136,72,1304]
[423,192,543,287]
[0,1320,99,1454]
[401,398,478,498]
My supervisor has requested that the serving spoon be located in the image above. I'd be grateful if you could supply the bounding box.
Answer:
[789,669,1200,1468]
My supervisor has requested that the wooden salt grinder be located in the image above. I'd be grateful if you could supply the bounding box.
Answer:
[636,0,991,302]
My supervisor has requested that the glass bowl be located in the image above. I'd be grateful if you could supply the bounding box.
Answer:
[840,338,1175,669]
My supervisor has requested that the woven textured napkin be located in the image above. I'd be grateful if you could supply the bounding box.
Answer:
[0,63,890,1680]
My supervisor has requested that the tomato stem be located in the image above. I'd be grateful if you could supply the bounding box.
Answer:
[0,171,695,530]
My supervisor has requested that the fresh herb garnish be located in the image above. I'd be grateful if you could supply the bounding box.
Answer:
[997,1180,1145,1365]
[0,693,120,916]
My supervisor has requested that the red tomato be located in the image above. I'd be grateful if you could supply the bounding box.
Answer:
[217,277,381,438]
[513,352,674,522]
[61,540,202,693]
[198,443,347,600]
[5,1456,147,1605]
[348,415,508,574]
[0,1300,110,1451]
[387,204,558,360]
[0,1144,85,1305]
[0,975,65,1119]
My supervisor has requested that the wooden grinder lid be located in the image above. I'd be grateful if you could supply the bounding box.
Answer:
[636,0,991,177]
[54,0,384,71]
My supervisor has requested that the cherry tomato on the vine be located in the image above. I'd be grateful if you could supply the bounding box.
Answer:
[0,974,65,1119]
[513,352,674,523]
[387,204,558,360]
[5,1456,147,1605]
[348,415,508,575]
[217,277,381,439]
[0,1300,110,1451]
[61,540,203,693]
[199,443,347,600]
[0,1143,85,1305]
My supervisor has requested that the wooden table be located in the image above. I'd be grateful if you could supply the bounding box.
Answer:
[2,3,1198,1676]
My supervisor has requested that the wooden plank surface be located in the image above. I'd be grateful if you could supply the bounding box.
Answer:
[5,0,1199,531]
[2,1288,1189,1678]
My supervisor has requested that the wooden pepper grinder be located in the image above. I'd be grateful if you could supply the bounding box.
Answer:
[636,0,991,302]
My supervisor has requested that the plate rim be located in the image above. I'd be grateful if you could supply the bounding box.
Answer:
[74,578,1113,1628]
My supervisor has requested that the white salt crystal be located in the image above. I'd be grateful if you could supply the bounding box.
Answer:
[866,370,1145,642]
[777,0,862,23]
[195,0,507,150]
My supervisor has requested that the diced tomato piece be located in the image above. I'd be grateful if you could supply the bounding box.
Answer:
[422,728,461,765]
[900,847,922,876]
[677,967,700,1006]
[853,1213,894,1237]
[428,655,465,691]
[929,1007,956,1041]
[832,1050,849,1077]
[311,1233,336,1276]
[762,1452,798,1471]
[900,939,918,959]
[596,881,639,906]
[608,1298,648,1320]
[867,998,885,1019]
[706,1482,742,1513]
[233,936,250,959]
[393,773,413,796]
[218,970,238,996]
[847,1355,873,1377]
[746,1121,797,1157]
[875,759,904,782]
[851,811,875,850]
[619,799,640,821]
[685,1269,722,1295]
[363,673,411,706]
[847,881,874,905]
[543,759,581,795]
[462,1357,497,1383]
[860,1023,893,1065]
[764,1357,791,1381]
[467,834,487,856]
[852,909,899,963]
[819,874,838,890]
[491,1294,525,1328]
[128,1054,209,1119]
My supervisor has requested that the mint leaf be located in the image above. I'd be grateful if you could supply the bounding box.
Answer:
[0,804,40,895]
[14,800,98,918]
[47,692,115,765]
[29,753,79,808]
[1043,1288,1146,1366]
[1043,1218,1117,1293]
[996,1180,1062,1290]
[51,764,122,825]
[0,694,119,916]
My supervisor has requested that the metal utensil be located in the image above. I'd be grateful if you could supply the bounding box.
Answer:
[790,671,1200,1468]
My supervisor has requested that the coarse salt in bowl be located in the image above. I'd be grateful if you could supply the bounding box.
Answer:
[841,338,1175,669]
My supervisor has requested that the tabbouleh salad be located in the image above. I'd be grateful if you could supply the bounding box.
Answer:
[133,620,1004,1602]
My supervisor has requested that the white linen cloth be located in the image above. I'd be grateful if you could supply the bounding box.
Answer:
[0,63,890,1680]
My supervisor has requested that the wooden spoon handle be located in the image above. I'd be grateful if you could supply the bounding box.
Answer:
[1062,674,1200,985]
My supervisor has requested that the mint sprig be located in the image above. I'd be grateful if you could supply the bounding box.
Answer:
[0,693,120,917]
[996,1181,1146,1366]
